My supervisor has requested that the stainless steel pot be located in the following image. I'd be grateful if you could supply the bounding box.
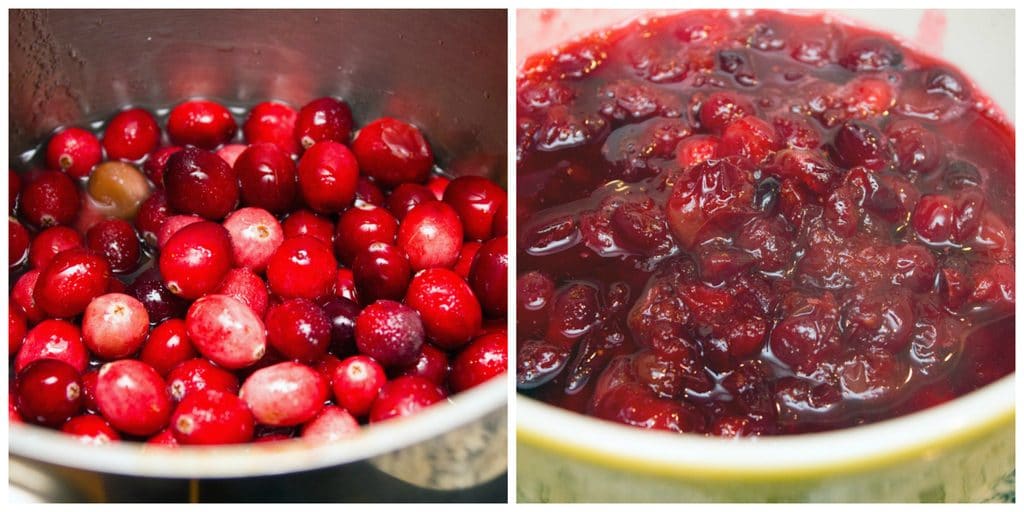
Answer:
[8,9,508,503]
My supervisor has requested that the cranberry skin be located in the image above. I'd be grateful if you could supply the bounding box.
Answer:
[321,297,360,356]
[369,376,445,423]
[9,303,27,356]
[16,359,83,427]
[13,270,46,324]
[10,218,30,268]
[34,248,111,318]
[62,414,121,444]
[770,294,841,373]
[301,405,360,442]
[331,355,387,417]
[265,298,331,363]
[912,195,956,244]
[294,97,354,149]
[167,99,237,149]
[244,101,299,155]
[356,177,386,207]
[405,268,482,350]
[699,91,755,134]
[516,271,556,338]
[164,147,239,220]
[143,146,182,187]
[397,201,464,271]
[453,241,482,279]
[235,143,298,214]
[266,235,338,300]
[387,183,435,221]
[159,221,233,299]
[442,176,507,241]
[94,360,171,436]
[215,267,270,318]
[240,361,328,426]
[29,225,83,270]
[103,108,161,161]
[46,127,102,178]
[186,294,268,370]
[136,190,171,246]
[223,207,284,271]
[355,300,425,367]
[886,120,943,175]
[167,358,240,402]
[157,214,204,250]
[394,343,450,386]
[127,268,189,324]
[334,204,399,264]
[140,319,196,376]
[720,115,780,163]
[352,118,435,187]
[831,121,891,171]
[171,389,255,445]
[20,170,81,228]
[352,242,412,303]
[334,268,360,304]
[81,293,151,359]
[86,218,141,273]
[449,331,508,392]
[282,209,335,244]
[296,141,360,213]
[469,236,508,317]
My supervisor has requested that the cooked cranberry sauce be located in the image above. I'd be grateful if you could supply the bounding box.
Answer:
[516,10,1014,436]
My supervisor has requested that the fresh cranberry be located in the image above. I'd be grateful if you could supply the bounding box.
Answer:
[215,144,248,168]
[265,235,338,300]
[127,268,189,324]
[492,199,508,237]
[294,97,353,149]
[354,300,425,367]
[95,359,172,436]
[234,143,298,214]
[143,146,182,187]
[449,331,508,392]
[334,268,360,304]
[139,319,195,376]
[27,226,79,271]
[135,190,171,246]
[356,176,386,207]
[34,248,111,318]
[319,299,358,357]
[103,108,160,160]
[405,268,482,350]
[394,343,450,386]
[9,303,27,356]
[352,242,412,303]
[81,293,150,359]
[147,428,180,446]
[86,218,141,273]
[46,127,102,178]
[163,147,239,220]
[297,141,359,213]
[170,389,255,445]
[9,218,31,268]
[186,294,267,369]
[240,362,328,426]
[12,270,45,324]
[61,414,120,444]
[301,406,360,442]
[386,183,435,221]
[20,170,81,228]
[469,236,508,317]
[369,375,445,423]
[167,358,240,402]
[15,359,83,427]
[453,241,482,279]
[334,204,399,265]
[397,201,464,270]
[331,355,387,417]
[265,298,331,363]
[442,176,507,241]
[215,267,270,318]
[426,174,450,200]
[282,209,335,244]
[159,221,233,299]
[223,207,284,272]
[352,117,434,187]
[167,99,237,149]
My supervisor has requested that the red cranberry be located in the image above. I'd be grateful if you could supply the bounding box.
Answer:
[516,271,556,338]
[769,293,841,373]
[912,194,956,244]
[265,298,331,363]
[147,428,180,446]
[167,99,237,149]
[163,147,239,220]
[167,358,240,402]
[46,127,102,179]
[15,359,82,427]
[9,303,27,356]
[394,343,450,386]
[216,144,248,168]
[159,221,232,299]
[294,97,353,149]
[369,376,445,423]
[14,319,88,373]
[352,118,435,187]
[397,200,464,270]
[453,241,482,280]
[223,207,284,272]
[235,143,298,214]
[838,349,907,402]
[331,355,387,417]
[81,293,150,359]
[831,121,890,171]
[127,268,189,324]
[355,300,425,367]
[186,294,267,370]
[301,406,360,442]
[240,361,328,426]
[387,183,436,221]
[34,248,111,318]
[886,120,942,175]
[158,213,204,250]
[720,115,779,163]
[61,414,120,444]
[139,319,195,376]
[103,108,160,161]
[215,267,270,318]
[9,218,31,268]
[95,359,172,436]
[335,204,399,264]
[136,190,170,246]
[86,218,141,273]
[356,176,386,207]
[296,141,359,213]
[352,242,412,303]
[665,157,757,248]
[492,199,508,237]
[699,91,755,134]
[449,331,508,392]
[244,101,299,155]
[143,146,182,187]
[321,298,360,356]
[405,268,482,350]
[771,113,823,150]
[334,268,360,304]
[442,176,507,241]
[426,174,450,200]
[28,226,81,270]
[12,270,45,324]
[282,209,335,244]
[469,236,508,317]
[171,389,255,445]
[675,135,721,168]
[20,170,81,228]
[266,235,338,300]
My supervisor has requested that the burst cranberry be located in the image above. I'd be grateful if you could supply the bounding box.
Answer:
[81,293,150,359]
[301,406,360,442]
[86,218,141,273]
[449,331,508,392]
[143,146,182,187]
[912,194,956,244]
[516,271,555,338]
[331,355,387,417]
[103,108,160,160]
[46,127,102,178]
[442,176,507,241]
[167,358,240,402]
[139,319,195,376]
[334,204,399,264]
[698,91,755,134]
[62,414,121,444]
[95,359,172,436]
[234,143,298,214]
[186,294,267,369]
[159,221,232,299]
[240,362,328,426]
[15,359,82,427]
[839,36,903,71]
[397,201,463,270]
[394,344,450,386]
[20,170,81,228]
[352,242,412,303]
[170,389,255,445]
[34,248,111,318]
[665,157,757,248]
[223,207,284,271]
[675,135,721,168]
[265,298,331,363]
[163,147,239,220]
[352,117,434,187]
[294,97,353,149]
[296,141,359,213]
[831,120,890,171]
[355,300,425,367]
[469,236,508,317]
[215,267,270,318]
[167,99,237,149]
[282,209,335,244]
[369,376,445,423]
[266,235,338,300]
[244,101,299,155]
[405,268,482,350]
[769,293,841,373]
[10,218,30,268]
[720,115,779,163]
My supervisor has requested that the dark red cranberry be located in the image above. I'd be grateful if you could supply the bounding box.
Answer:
[265,298,331,363]
[665,157,757,248]
[95,359,172,436]
[143,146,182,187]
[294,97,353,149]
[243,101,299,155]
[469,236,508,317]
[135,190,170,246]
[20,170,81,228]
[886,120,943,175]
[355,300,425,367]
[516,271,556,338]
[9,218,30,268]
[127,268,189,324]
[405,268,482,350]
[334,204,399,265]
[46,127,102,179]
[34,248,111,318]
[235,143,298,214]
[321,297,360,356]
[79,370,102,411]
[86,218,141,273]
[912,194,956,245]
[167,358,240,402]
[266,235,338,300]
[769,293,840,373]
[352,117,435,187]
[103,108,160,160]
[282,209,335,245]
[442,176,507,241]
[369,375,445,423]
[397,200,464,270]
[171,389,255,445]
[720,115,779,163]
[449,331,507,392]
[453,241,482,279]
[831,121,890,171]
[386,183,435,221]
[16,359,82,427]
[159,221,233,299]
[163,147,239,220]
[139,319,195,377]
[352,242,412,303]
[492,198,508,237]
[698,91,755,134]
[296,141,359,213]
[331,355,387,417]
[394,343,450,386]
[167,99,237,149]
[334,268,360,304]
[675,134,721,168]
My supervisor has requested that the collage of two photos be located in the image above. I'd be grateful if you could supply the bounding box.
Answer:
[6,6,1017,504]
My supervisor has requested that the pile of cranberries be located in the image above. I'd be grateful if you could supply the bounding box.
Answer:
[516,10,1014,435]
[10,96,508,446]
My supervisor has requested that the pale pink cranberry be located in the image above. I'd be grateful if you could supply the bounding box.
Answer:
[334,204,399,265]
[167,358,240,402]
[355,300,425,367]
[215,267,270,318]
[240,362,328,426]
[397,201,464,270]
[331,355,386,417]
[405,268,482,350]
[95,360,172,436]
[369,376,445,423]
[300,405,360,442]
[61,414,120,445]
[171,388,255,445]
[223,207,284,271]
[139,319,196,376]
[185,294,267,369]
[28,225,83,270]
[297,141,359,213]
[81,293,150,359]
[46,127,102,179]
[156,214,203,249]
